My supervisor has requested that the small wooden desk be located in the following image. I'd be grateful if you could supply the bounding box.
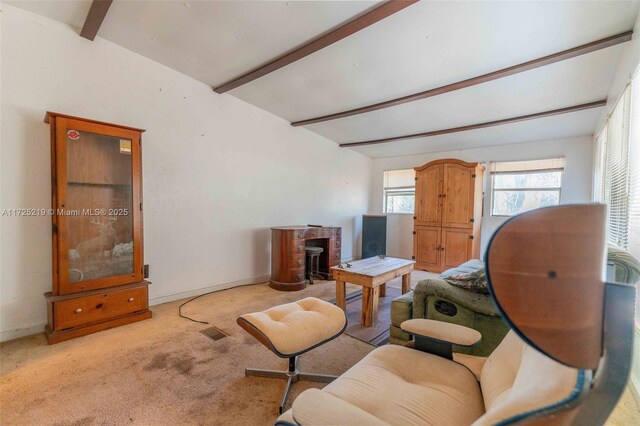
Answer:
[331,257,415,327]
[270,226,342,291]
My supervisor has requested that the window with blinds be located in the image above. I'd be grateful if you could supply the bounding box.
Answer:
[489,158,565,217]
[630,78,640,271]
[594,85,636,249]
[629,72,640,328]
[593,127,607,203]
[383,169,415,213]
[606,87,631,248]
[593,80,640,326]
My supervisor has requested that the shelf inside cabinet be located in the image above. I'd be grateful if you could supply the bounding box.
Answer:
[68,182,132,188]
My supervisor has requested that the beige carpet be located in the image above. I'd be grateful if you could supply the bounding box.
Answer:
[0,281,373,426]
[1,275,638,425]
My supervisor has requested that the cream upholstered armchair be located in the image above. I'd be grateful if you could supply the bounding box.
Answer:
[276,204,636,425]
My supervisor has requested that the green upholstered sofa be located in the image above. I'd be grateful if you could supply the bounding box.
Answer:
[390,259,508,356]
[390,246,640,356]
[607,244,640,284]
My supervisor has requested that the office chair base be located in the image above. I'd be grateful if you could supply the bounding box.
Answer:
[245,356,337,414]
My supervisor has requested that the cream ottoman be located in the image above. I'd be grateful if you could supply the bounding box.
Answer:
[237,297,347,414]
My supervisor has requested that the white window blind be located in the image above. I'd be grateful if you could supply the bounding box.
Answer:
[629,74,640,327]
[629,77,640,266]
[383,169,415,188]
[605,87,631,248]
[593,127,607,203]
[594,81,639,326]
[490,158,566,173]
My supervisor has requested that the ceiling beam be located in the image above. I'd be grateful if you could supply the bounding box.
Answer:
[213,0,418,94]
[293,31,631,127]
[339,100,607,148]
[80,0,113,41]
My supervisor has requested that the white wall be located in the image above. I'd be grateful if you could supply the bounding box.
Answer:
[369,137,594,259]
[0,5,372,341]
[600,12,640,126]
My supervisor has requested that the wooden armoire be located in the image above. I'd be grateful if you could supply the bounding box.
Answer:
[413,159,484,273]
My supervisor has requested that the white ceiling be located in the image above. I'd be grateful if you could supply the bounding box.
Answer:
[306,48,621,144]
[8,0,639,158]
[350,108,603,158]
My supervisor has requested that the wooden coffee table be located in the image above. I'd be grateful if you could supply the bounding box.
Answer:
[331,256,415,327]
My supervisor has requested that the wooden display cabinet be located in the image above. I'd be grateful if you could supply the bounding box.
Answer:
[44,112,151,344]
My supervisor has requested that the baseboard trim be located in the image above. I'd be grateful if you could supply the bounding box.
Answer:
[631,378,640,406]
[631,326,640,406]
[0,324,46,343]
[148,274,270,306]
[0,274,271,343]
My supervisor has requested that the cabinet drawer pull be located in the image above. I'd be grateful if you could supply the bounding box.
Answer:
[128,297,135,302]
[297,272,304,280]
[74,308,82,314]
[297,259,303,266]
[298,244,304,252]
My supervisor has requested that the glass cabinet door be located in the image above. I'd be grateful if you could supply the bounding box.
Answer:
[56,117,142,294]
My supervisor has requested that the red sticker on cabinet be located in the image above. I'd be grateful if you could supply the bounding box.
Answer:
[67,130,80,140]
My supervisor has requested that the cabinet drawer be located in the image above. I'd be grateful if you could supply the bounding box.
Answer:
[288,268,306,283]
[290,242,306,254]
[329,248,341,261]
[305,228,330,239]
[289,254,305,268]
[53,286,148,330]
[332,237,342,249]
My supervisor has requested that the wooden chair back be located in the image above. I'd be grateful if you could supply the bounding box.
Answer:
[485,204,607,370]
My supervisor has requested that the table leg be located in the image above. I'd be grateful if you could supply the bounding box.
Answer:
[335,280,346,311]
[362,286,380,327]
[402,272,412,294]
[379,283,386,297]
